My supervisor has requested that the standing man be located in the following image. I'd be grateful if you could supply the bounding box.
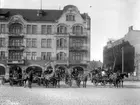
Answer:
[28,70,33,88]
[23,70,28,88]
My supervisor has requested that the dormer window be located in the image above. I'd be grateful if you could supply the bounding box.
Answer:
[66,14,75,21]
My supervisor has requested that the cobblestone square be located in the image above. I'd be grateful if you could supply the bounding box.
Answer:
[0,81,140,105]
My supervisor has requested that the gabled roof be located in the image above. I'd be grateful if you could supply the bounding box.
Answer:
[0,5,88,22]
[0,8,63,22]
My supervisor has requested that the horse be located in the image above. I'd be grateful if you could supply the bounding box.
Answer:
[74,74,81,88]
[65,73,72,87]
[43,72,59,88]
[108,72,128,88]
[116,73,128,88]
[27,70,33,88]
[53,71,61,88]
[81,74,88,88]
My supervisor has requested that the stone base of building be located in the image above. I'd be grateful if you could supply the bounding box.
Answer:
[0,60,88,77]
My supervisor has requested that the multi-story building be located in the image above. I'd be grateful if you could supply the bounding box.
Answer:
[103,26,140,80]
[0,5,90,76]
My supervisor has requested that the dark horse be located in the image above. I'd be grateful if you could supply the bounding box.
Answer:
[73,73,88,88]
[81,74,88,88]
[116,73,128,88]
[43,71,60,88]
[109,72,128,88]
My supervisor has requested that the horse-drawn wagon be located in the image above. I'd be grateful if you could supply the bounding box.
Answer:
[9,66,23,86]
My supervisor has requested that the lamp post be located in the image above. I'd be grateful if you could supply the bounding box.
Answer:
[121,46,124,74]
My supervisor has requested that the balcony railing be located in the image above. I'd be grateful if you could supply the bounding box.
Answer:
[69,60,87,64]
[7,59,25,65]
[8,45,25,50]
[69,46,88,51]
[55,33,69,37]
[69,32,88,38]
[56,46,68,49]
[54,60,68,64]
[8,33,25,37]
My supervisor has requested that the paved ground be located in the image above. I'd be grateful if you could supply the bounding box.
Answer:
[0,81,140,105]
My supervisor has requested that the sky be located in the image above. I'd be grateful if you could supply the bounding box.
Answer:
[1,0,139,62]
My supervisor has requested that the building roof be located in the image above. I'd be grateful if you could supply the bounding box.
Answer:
[0,8,63,22]
[0,5,87,22]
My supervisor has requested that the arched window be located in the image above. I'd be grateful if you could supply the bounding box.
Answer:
[57,52,66,60]
[57,38,67,48]
[9,23,23,34]
[57,25,67,34]
[72,25,83,35]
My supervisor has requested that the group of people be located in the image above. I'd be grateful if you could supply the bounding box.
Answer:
[90,68,129,88]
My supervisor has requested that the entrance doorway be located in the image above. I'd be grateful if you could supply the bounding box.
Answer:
[0,65,5,76]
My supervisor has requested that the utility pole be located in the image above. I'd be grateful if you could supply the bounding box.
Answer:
[40,0,42,10]
[122,46,124,73]
[0,0,2,8]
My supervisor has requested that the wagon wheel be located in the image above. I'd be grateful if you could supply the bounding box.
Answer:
[101,80,106,86]
[93,79,98,86]
[2,77,5,85]
[9,78,13,86]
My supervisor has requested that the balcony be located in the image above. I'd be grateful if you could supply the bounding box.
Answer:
[55,60,68,64]
[8,33,25,38]
[56,46,68,50]
[69,46,88,52]
[69,32,88,38]
[7,59,25,65]
[69,60,87,64]
[55,33,69,37]
[8,45,25,51]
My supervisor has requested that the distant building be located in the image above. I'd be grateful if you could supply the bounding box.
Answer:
[87,60,103,70]
[0,5,90,76]
[103,26,140,80]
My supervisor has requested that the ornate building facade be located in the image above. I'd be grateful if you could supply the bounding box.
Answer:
[0,5,90,76]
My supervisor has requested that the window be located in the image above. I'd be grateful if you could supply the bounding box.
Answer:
[72,52,82,60]
[47,25,52,34]
[41,25,46,34]
[41,39,46,48]
[47,39,52,48]
[0,51,5,60]
[9,23,22,34]
[41,52,46,60]
[26,52,31,60]
[27,25,32,34]
[57,52,66,60]
[26,38,32,48]
[32,52,37,60]
[72,25,83,35]
[57,38,67,48]
[32,25,37,34]
[9,52,22,60]
[0,24,6,33]
[47,52,51,60]
[0,38,5,47]
[10,39,23,47]
[57,26,67,34]
[74,39,83,47]
[32,38,37,48]
[66,14,75,21]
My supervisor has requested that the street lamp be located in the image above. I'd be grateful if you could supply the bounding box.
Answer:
[121,46,124,73]
[121,40,125,74]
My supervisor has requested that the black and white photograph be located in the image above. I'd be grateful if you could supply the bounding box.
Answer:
[0,0,140,105]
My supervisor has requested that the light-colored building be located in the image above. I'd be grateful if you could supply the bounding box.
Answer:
[0,5,90,76]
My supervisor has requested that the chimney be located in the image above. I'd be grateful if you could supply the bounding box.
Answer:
[129,26,133,31]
